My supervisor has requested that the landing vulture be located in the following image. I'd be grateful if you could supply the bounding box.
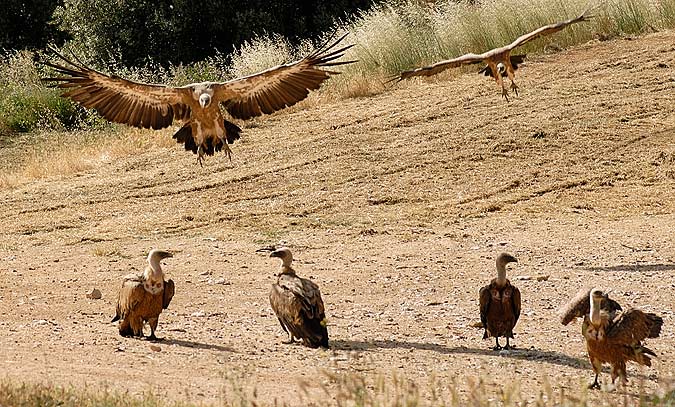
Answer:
[479,253,521,350]
[42,34,355,165]
[560,287,663,389]
[268,248,328,348]
[112,249,175,340]
[391,7,594,100]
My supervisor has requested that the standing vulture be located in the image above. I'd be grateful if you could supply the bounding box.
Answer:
[560,287,663,389]
[112,249,175,340]
[42,35,355,165]
[479,253,521,350]
[268,248,328,348]
[390,7,594,100]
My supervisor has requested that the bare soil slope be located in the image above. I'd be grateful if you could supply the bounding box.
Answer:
[1,31,674,405]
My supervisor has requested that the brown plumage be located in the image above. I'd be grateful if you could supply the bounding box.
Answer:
[268,248,328,348]
[42,34,355,165]
[479,253,521,350]
[112,249,175,340]
[560,288,663,389]
[391,7,594,101]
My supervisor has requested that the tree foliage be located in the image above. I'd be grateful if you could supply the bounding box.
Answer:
[0,0,66,51]
[52,0,374,66]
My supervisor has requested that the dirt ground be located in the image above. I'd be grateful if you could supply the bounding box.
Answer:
[1,30,674,406]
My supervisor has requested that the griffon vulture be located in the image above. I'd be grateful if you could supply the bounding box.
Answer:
[560,287,663,389]
[391,7,594,100]
[479,253,521,350]
[112,249,175,340]
[268,248,328,348]
[42,34,355,165]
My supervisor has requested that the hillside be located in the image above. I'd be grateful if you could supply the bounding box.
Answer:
[0,31,674,405]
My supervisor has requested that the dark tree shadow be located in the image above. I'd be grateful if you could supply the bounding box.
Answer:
[330,339,589,370]
[161,338,235,352]
[586,263,675,273]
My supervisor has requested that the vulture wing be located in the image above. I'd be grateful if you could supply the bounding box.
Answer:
[214,33,355,120]
[163,279,175,309]
[115,274,145,320]
[506,7,594,50]
[479,284,491,329]
[511,284,522,324]
[393,53,486,82]
[607,308,664,344]
[559,287,623,325]
[42,49,191,130]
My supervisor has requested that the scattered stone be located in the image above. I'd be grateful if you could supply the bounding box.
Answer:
[470,321,484,328]
[516,275,533,281]
[191,311,206,317]
[150,345,161,352]
[536,275,550,282]
[86,289,102,299]
[34,319,49,326]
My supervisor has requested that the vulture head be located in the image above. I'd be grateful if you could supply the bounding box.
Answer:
[496,62,506,76]
[199,93,212,108]
[496,252,518,267]
[270,247,293,268]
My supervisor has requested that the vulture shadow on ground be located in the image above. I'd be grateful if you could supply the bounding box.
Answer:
[586,263,675,273]
[160,338,235,352]
[331,339,589,370]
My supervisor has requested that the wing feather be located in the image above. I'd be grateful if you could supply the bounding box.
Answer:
[162,279,175,309]
[507,7,593,50]
[511,284,521,324]
[479,285,491,328]
[393,53,487,82]
[559,287,623,325]
[42,49,191,130]
[116,274,145,320]
[214,33,355,120]
[607,308,663,345]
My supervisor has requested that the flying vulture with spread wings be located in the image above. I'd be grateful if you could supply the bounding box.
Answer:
[43,35,355,165]
[559,287,663,389]
[391,7,594,101]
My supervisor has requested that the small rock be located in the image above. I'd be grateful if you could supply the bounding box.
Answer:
[516,275,532,281]
[34,320,49,326]
[536,275,550,282]
[150,345,161,352]
[191,311,206,317]
[86,289,102,299]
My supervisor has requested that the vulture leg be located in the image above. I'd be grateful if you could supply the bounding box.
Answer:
[504,337,513,350]
[505,65,519,96]
[146,317,162,341]
[493,337,502,351]
[197,146,205,167]
[118,319,134,337]
[282,332,295,344]
[588,373,600,390]
[222,142,232,162]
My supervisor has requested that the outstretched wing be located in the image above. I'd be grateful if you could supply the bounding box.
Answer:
[607,308,664,345]
[42,49,191,130]
[506,7,593,50]
[393,53,486,82]
[115,274,145,320]
[214,33,355,120]
[162,279,175,309]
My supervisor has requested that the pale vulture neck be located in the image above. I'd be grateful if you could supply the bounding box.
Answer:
[495,261,508,286]
[146,255,164,279]
[590,296,602,325]
[279,262,295,275]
